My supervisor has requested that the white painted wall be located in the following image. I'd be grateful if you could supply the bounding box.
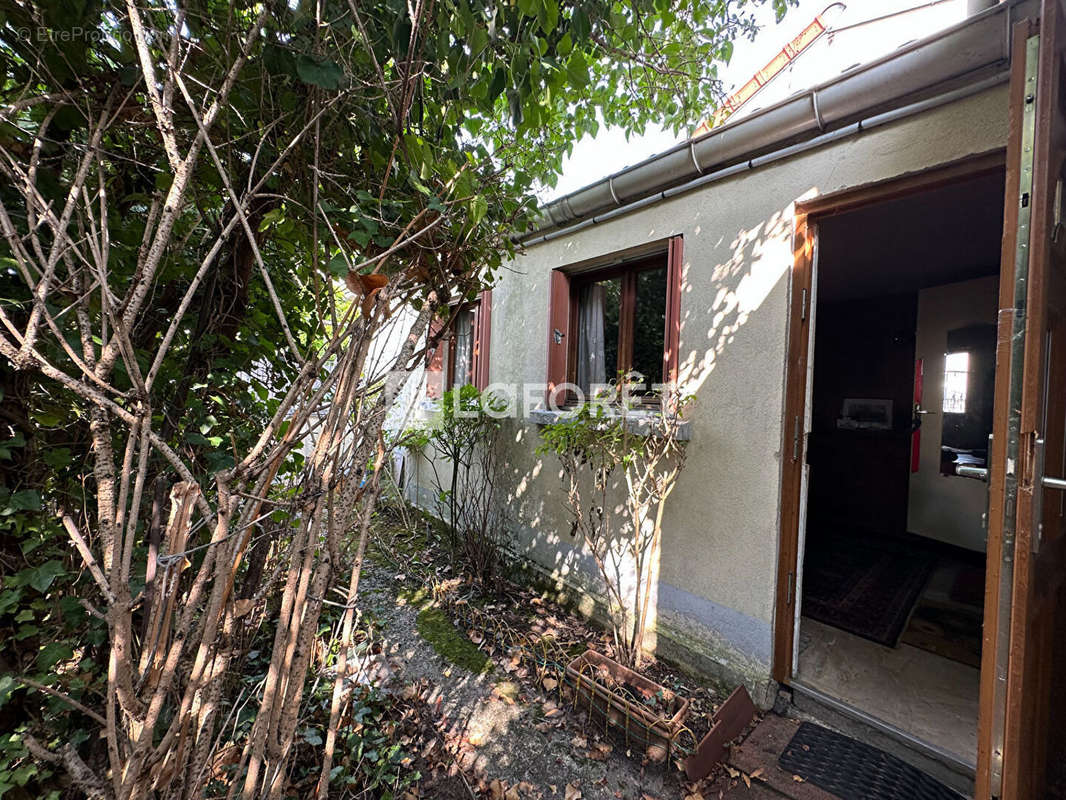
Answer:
[409,86,1009,693]
[908,275,999,551]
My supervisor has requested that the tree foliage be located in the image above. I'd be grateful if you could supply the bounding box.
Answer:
[0,0,785,796]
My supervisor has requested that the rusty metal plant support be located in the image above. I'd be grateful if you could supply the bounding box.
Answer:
[563,650,690,761]
[429,580,756,781]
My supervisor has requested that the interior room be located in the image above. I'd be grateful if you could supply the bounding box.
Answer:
[794,169,1006,768]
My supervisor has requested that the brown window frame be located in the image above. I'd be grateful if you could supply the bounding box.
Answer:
[426,290,492,398]
[445,302,478,390]
[546,236,683,405]
[567,255,664,394]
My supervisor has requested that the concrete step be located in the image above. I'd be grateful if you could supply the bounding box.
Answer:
[780,682,975,797]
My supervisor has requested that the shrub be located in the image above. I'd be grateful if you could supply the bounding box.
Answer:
[537,385,690,667]
[406,385,508,586]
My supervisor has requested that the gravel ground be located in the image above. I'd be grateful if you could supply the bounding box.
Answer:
[354,560,689,800]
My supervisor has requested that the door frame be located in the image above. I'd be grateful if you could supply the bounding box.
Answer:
[773,149,1009,685]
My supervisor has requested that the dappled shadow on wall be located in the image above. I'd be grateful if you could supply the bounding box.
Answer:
[486,196,806,664]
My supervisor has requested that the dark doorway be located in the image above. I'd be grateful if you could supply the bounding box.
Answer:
[794,167,1005,769]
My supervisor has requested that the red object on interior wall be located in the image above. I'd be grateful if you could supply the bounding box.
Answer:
[473,290,492,390]
[545,270,572,403]
[911,357,923,473]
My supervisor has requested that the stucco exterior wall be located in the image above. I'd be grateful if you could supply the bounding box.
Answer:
[409,84,1009,701]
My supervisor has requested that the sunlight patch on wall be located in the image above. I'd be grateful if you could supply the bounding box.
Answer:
[679,206,793,392]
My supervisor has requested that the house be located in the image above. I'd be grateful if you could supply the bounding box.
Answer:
[401,1,1066,797]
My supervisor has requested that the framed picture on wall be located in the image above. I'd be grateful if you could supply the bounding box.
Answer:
[838,398,893,430]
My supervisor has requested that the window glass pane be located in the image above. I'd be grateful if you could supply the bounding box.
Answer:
[632,266,667,390]
[576,277,621,393]
[942,350,969,413]
[451,308,475,388]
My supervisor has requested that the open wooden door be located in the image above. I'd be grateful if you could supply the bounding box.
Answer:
[977,3,1066,798]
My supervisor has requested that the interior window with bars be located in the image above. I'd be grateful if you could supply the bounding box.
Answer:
[942,350,970,414]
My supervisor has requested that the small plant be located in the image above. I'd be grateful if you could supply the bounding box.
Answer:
[406,385,508,586]
[537,383,691,667]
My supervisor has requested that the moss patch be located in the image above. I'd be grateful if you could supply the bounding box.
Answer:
[397,586,430,607]
[415,607,492,675]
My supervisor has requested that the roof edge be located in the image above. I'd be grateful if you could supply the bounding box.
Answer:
[524,0,1030,240]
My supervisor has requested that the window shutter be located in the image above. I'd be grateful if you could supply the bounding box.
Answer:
[425,317,446,399]
[546,269,571,403]
[472,290,492,390]
[663,235,684,388]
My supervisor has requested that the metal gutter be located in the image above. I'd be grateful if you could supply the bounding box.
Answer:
[693,3,845,136]
[521,0,1032,243]
[522,71,1009,247]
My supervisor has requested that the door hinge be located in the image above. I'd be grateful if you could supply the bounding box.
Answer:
[786,572,794,606]
[799,287,808,322]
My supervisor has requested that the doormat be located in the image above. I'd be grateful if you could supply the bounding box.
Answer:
[802,538,936,647]
[778,722,964,800]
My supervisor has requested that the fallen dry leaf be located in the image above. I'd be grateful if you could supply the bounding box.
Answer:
[742,774,751,789]
[542,676,558,691]
[792,775,806,783]
[683,792,704,800]
[541,702,564,719]
[587,741,612,761]
[488,779,505,800]
[725,766,739,779]
[564,783,582,800]
[750,768,764,779]
[645,743,667,763]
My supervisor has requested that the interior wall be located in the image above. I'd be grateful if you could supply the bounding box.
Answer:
[908,275,1000,551]
[807,294,917,538]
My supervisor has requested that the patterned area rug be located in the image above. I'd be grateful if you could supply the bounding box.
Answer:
[900,601,982,668]
[802,537,937,647]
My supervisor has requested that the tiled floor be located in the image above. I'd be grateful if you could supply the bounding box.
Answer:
[795,618,980,766]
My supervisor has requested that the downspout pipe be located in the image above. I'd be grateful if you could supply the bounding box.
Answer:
[523,0,1029,240]
[521,71,1009,247]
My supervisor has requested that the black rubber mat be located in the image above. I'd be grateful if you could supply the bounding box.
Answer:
[777,722,964,800]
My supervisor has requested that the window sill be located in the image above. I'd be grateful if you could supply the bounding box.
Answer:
[527,407,692,441]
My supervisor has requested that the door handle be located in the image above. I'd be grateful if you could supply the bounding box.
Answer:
[954,467,1066,488]
[958,438,1066,553]
[956,464,990,481]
